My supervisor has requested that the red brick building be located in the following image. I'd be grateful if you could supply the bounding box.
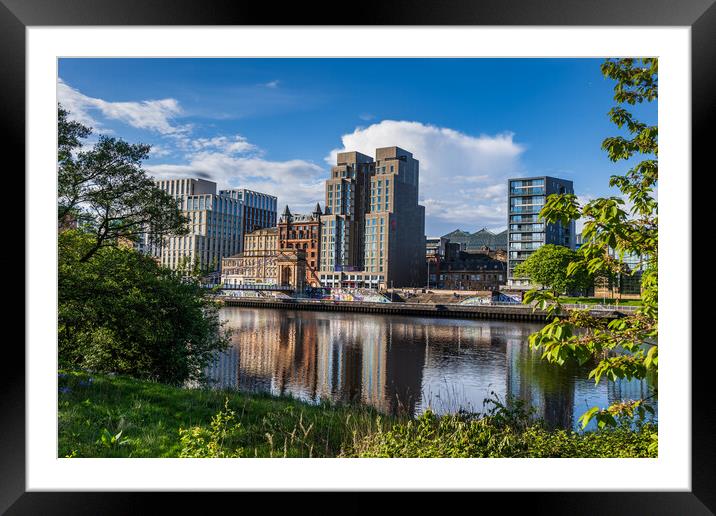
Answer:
[278,204,322,287]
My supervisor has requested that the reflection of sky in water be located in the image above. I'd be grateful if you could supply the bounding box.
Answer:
[206,307,657,431]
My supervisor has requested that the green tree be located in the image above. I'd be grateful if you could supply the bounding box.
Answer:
[57,105,228,384]
[523,58,658,430]
[58,230,230,385]
[514,244,591,296]
[57,104,188,262]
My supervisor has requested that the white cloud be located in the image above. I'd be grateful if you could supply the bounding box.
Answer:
[60,85,530,234]
[327,120,526,230]
[148,144,172,158]
[57,80,105,130]
[146,153,325,214]
[58,79,188,135]
[185,135,259,156]
[58,79,325,214]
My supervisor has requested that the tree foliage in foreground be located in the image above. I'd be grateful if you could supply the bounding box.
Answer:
[514,244,591,296]
[58,230,230,385]
[57,105,188,263]
[57,105,225,384]
[523,58,658,430]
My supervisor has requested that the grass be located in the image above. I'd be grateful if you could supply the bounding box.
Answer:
[58,370,392,458]
[58,370,656,458]
[558,297,643,306]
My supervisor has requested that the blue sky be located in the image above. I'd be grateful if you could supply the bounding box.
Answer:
[58,58,657,236]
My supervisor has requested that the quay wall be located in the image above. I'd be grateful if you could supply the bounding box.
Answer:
[217,297,625,322]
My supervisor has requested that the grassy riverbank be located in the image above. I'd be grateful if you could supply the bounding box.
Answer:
[58,370,384,458]
[58,371,657,458]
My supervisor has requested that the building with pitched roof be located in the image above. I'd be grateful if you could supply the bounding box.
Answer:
[442,228,508,252]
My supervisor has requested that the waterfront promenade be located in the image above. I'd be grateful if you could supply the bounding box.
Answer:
[216,295,633,322]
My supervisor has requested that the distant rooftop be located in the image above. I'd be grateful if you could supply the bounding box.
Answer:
[442,228,508,251]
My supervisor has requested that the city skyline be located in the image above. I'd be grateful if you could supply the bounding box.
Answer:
[57,58,657,235]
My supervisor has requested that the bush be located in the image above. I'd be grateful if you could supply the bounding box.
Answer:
[58,230,230,385]
[350,397,657,458]
[179,399,244,457]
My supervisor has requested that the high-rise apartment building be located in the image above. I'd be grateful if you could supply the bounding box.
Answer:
[507,176,576,288]
[319,146,426,289]
[218,188,277,251]
[147,179,276,275]
[320,151,374,273]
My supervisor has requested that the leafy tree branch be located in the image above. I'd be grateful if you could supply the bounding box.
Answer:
[523,58,658,429]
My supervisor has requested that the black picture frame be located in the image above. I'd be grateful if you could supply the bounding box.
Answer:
[4,0,710,513]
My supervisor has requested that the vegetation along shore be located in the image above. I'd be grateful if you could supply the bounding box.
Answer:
[59,370,656,458]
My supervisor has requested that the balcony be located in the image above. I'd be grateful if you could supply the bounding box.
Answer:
[510,226,544,233]
[509,206,543,214]
[509,243,543,251]
[509,235,545,243]
[510,196,545,205]
[510,180,545,189]
[509,252,535,260]
[509,215,539,223]
[510,187,545,195]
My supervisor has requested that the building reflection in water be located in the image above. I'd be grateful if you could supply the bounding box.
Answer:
[505,335,576,430]
[206,307,657,430]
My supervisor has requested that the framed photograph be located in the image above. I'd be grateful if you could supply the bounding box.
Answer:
[6,0,711,512]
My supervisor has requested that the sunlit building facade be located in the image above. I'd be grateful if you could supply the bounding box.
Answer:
[507,176,575,288]
[146,179,277,275]
[319,147,426,289]
[151,178,243,273]
[221,227,279,286]
[218,188,277,251]
[278,204,323,287]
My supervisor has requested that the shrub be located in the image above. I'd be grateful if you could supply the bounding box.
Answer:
[350,397,657,458]
[58,230,230,385]
[178,399,244,458]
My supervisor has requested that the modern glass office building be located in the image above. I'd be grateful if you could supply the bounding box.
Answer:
[507,176,575,288]
[218,188,278,251]
[144,179,276,275]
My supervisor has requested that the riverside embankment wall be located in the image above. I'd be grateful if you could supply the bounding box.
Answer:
[218,297,625,322]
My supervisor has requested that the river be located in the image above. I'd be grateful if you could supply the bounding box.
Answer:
[206,307,657,431]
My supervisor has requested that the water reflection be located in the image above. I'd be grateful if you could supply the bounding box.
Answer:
[206,307,657,430]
